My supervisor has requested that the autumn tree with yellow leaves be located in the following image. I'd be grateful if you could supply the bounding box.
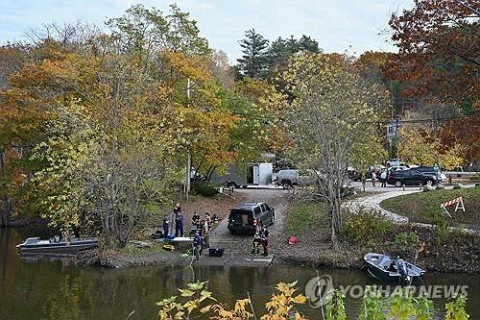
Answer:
[0,5,274,245]
[282,53,390,246]
[397,124,464,170]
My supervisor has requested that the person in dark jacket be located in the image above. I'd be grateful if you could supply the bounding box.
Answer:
[193,231,202,261]
[192,211,200,226]
[175,211,184,237]
[162,214,170,238]
[174,203,181,214]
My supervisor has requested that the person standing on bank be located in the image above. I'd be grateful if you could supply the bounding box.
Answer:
[202,217,210,248]
[193,231,202,261]
[204,212,212,228]
[260,226,270,256]
[174,203,181,214]
[162,213,170,238]
[175,210,184,237]
[192,211,200,226]
[380,170,387,187]
[371,171,377,187]
[171,203,181,235]
[251,226,262,254]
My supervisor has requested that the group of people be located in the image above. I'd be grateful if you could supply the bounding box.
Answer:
[161,203,216,261]
[371,169,391,188]
[192,211,212,254]
[162,202,270,261]
[162,203,186,238]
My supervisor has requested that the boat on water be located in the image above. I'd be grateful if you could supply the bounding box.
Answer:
[364,253,426,285]
[16,236,98,255]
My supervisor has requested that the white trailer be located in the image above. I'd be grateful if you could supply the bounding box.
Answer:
[211,163,273,187]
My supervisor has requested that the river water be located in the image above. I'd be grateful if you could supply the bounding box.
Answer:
[1,227,479,320]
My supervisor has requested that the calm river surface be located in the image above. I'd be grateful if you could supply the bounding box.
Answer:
[1,227,479,320]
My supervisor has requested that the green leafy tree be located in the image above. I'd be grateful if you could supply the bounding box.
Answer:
[267,35,320,71]
[282,52,390,246]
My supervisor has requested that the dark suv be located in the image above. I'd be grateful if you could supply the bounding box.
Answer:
[387,169,437,187]
[227,202,275,234]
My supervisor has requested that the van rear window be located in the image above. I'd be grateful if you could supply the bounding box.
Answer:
[229,209,252,217]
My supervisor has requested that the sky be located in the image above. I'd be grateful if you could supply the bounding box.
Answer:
[0,0,414,62]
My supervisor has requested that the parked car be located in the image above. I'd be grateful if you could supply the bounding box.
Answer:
[347,168,361,181]
[413,166,447,182]
[227,202,275,234]
[274,169,319,188]
[389,165,408,172]
[387,159,406,167]
[387,169,437,187]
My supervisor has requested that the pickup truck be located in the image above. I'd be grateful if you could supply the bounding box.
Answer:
[274,169,318,188]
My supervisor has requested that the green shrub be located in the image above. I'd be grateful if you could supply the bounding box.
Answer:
[340,186,356,198]
[432,222,452,246]
[341,209,393,246]
[393,231,419,253]
[192,183,218,197]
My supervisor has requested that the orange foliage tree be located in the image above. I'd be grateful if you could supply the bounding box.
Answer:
[388,0,480,161]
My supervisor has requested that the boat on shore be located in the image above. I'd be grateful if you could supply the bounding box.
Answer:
[364,253,425,285]
[16,236,98,255]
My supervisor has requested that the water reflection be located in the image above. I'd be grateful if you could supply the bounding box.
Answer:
[0,227,9,279]
[0,228,479,320]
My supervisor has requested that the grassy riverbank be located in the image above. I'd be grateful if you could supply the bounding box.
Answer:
[272,198,364,269]
[276,193,480,274]
[380,187,480,226]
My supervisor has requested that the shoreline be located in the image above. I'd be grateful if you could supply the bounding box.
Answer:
[7,220,479,275]
[73,226,480,276]
[8,187,480,275]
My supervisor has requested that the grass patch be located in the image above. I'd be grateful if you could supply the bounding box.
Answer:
[380,187,480,226]
[284,202,327,235]
[118,243,167,257]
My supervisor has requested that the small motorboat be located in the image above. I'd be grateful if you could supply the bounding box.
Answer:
[364,253,426,285]
[16,236,98,255]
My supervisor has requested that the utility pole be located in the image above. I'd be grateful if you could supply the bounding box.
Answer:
[185,78,191,200]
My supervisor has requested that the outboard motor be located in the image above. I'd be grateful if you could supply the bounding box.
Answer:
[397,260,411,285]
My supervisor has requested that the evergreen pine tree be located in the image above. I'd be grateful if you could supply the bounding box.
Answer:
[236,29,269,79]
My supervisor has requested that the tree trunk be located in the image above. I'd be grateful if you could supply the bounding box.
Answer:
[328,194,342,249]
[206,165,216,184]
